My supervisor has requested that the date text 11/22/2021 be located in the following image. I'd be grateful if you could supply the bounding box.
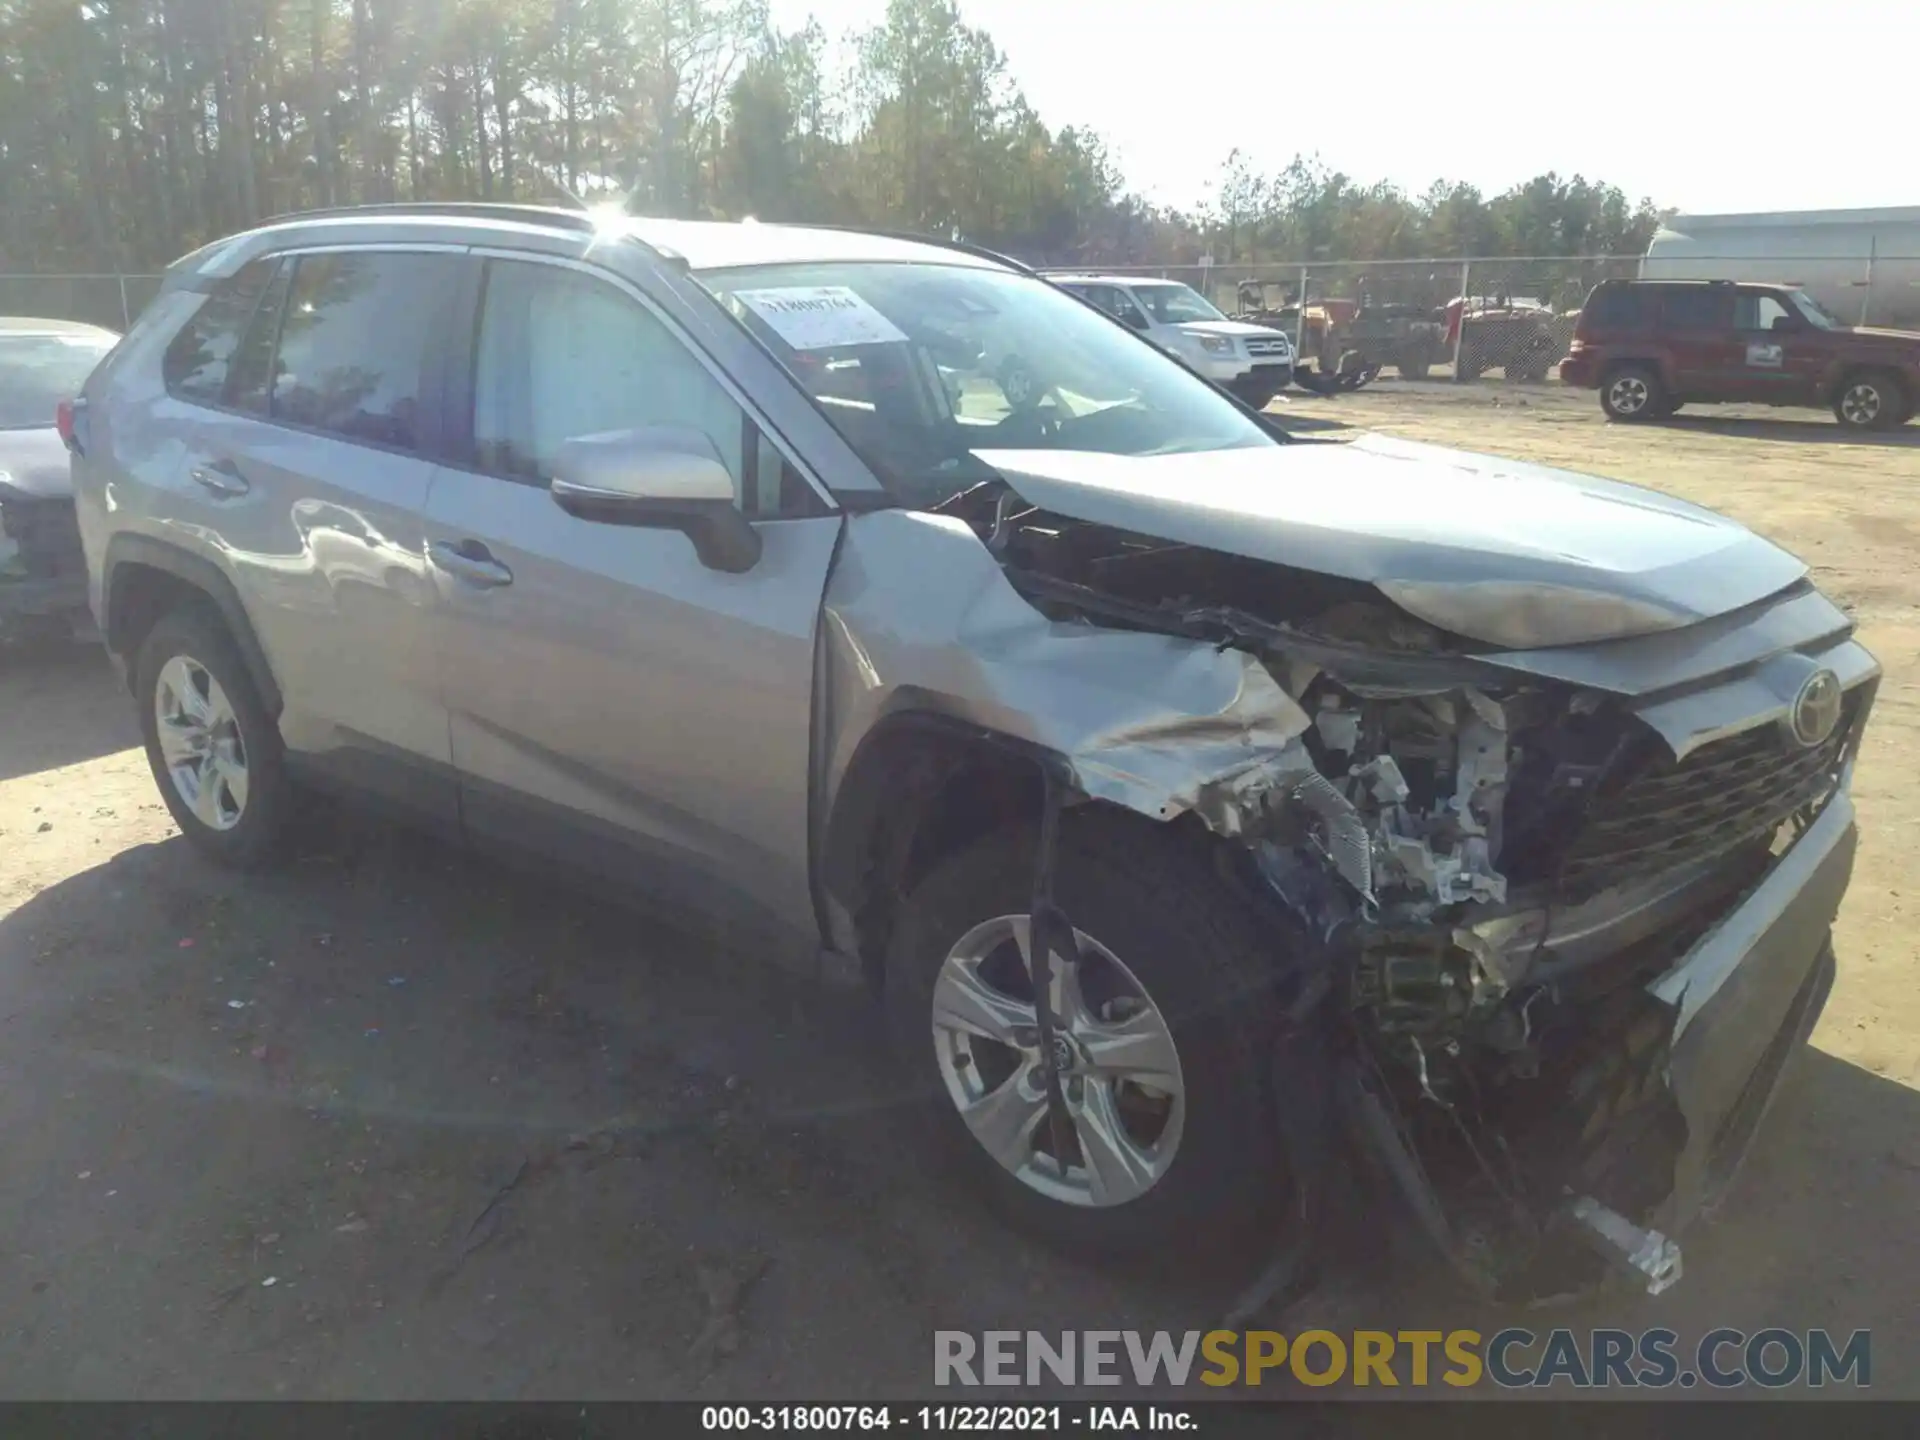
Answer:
[701,1407,1191,1432]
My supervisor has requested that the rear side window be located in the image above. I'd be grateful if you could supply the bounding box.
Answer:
[1581,284,1649,330]
[161,258,277,403]
[1660,288,1730,330]
[270,251,450,451]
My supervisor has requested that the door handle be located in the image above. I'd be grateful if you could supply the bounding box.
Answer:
[189,459,249,497]
[428,538,514,589]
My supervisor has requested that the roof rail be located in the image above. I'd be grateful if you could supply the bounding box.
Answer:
[261,201,600,234]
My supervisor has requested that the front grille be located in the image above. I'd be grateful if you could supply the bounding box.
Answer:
[1557,696,1861,894]
[1244,337,1290,357]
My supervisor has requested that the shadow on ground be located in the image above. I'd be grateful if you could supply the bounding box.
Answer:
[1658,416,1920,448]
[0,646,135,782]
[0,816,1242,1398]
[1,795,1913,1396]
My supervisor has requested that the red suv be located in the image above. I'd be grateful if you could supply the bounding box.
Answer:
[1560,278,1919,431]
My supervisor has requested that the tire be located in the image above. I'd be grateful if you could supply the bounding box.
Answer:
[1454,346,1483,382]
[1833,369,1907,432]
[1600,363,1665,421]
[884,812,1292,1262]
[1397,355,1430,381]
[135,602,295,868]
[998,357,1040,413]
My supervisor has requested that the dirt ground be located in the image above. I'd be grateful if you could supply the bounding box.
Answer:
[2,383,1917,1399]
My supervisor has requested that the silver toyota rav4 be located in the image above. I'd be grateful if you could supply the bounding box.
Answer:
[69,204,1875,1302]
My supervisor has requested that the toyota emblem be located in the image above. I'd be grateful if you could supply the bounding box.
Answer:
[1789,669,1844,749]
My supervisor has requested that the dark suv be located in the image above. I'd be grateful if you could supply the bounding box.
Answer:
[1560,278,1920,431]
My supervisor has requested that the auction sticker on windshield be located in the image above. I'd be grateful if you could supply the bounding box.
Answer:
[734,286,908,350]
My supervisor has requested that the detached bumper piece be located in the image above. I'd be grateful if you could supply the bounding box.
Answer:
[1342,788,1855,1304]
[0,490,89,632]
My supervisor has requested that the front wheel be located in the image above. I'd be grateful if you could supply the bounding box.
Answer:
[1833,370,1908,431]
[884,814,1291,1261]
[135,604,295,867]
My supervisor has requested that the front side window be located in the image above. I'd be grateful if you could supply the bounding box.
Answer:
[1132,283,1226,324]
[701,261,1274,508]
[161,258,277,404]
[474,258,743,486]
[1735,293,1793,332]
[271,251,449,450]
[471,259,812,518]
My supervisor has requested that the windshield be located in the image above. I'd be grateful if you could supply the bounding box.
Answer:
[1786,290,1843,331]
[701,262,1273,507]
[0,332,114,428]
[1133,283,1227,324]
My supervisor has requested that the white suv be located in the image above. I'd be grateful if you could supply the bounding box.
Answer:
[1051,274,1294,407]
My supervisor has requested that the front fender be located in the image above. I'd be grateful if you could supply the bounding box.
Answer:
[815,508,1313,846]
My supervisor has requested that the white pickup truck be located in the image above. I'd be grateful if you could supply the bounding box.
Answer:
[1049,273,1295,408]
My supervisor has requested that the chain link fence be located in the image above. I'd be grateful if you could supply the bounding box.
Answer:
[0,274,164,332]
[1059,256,1648,383]
[1046,251,1918,386]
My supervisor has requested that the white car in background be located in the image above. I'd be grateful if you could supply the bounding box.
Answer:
[1049,274,1295,408]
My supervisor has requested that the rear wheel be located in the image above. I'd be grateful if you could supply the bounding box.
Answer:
[1833,370,1907,431]
[884,814,1291,1260]
[135,604,295,867]
[1397,354,1430,381]
[1601,363,1665,421]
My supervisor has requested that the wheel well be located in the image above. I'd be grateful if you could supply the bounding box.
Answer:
[101,542,282,715]
[822,720,1046,992]
[105,562,203,665]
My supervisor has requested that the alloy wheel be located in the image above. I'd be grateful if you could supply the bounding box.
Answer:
[1607,374,1649,415]
[1840,382,1883,427]
[153,654,250,832]
[930,914,1185,1208]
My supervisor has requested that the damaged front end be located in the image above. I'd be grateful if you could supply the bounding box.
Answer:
[933,481,1872,1304]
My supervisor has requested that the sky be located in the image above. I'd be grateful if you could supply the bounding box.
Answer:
[767,0,1917,217]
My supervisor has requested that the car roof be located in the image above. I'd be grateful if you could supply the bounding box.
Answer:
[621,217,1008,272]
[0,316,119,340]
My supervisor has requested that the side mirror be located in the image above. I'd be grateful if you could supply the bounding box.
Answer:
[549,425,762,574]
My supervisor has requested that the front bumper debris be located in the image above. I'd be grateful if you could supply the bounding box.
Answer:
[1,494,90,630]
[1340,784,1854,1302]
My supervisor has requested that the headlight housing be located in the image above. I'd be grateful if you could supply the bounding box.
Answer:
[1375,578,1692,649]
[1199,336,1236,356]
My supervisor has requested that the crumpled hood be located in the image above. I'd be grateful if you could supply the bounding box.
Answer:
[976,432,1808,647]
[0,426,72,501]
